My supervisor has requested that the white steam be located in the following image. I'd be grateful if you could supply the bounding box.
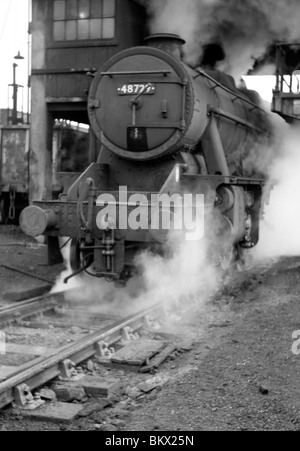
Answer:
[136,236,218,307]
[135,0,300,78]
[255,123,300,259]
[51,239,82,293]
[52,232,219,320]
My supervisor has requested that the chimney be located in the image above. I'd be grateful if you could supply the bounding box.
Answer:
[144,33,186,59]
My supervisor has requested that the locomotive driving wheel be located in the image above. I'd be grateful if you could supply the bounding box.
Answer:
[70,238,81,272]
[0,199,5,224]
[70,238,94,273]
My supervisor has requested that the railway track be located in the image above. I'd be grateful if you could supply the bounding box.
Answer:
[0,260,260,422]
[0,291,66,326]
[0,290,183,416]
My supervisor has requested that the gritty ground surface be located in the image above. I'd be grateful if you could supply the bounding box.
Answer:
[0,225,64,305]
[0,226,299,431]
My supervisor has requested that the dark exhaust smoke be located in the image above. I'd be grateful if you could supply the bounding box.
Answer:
[135,0,300,78]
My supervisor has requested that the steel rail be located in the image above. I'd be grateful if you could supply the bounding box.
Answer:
[1,264,54,285]
[0,291,68,326]
[0,303,162,410]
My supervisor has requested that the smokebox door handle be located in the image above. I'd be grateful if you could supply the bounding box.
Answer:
[161,99,168,118]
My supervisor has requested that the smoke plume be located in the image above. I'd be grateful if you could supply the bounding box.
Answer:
[135,0,300,78]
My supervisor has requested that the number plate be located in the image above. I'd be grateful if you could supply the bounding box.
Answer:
[117,83,155,95]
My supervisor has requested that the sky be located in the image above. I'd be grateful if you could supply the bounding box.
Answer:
[243,75,275,104]
[0,0,276,114]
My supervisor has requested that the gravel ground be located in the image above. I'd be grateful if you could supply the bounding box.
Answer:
[0,226,299,431]
[124,258,300,432]
[0,225,64,304]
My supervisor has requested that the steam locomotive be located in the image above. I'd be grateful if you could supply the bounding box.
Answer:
[20,34,271,281]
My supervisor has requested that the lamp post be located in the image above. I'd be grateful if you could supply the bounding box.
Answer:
[10,51,24,125]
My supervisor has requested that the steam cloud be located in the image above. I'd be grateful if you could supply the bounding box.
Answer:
[53,233,219,321]
[254,122,300,259]
[135,236,218,309]
[135,0,300,78]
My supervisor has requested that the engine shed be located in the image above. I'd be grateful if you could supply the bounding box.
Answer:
[30,0,146,202]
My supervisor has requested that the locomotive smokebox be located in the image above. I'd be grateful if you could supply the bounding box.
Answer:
[144,33,186,59]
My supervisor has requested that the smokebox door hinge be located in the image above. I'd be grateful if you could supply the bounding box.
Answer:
[89,99,101,109]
